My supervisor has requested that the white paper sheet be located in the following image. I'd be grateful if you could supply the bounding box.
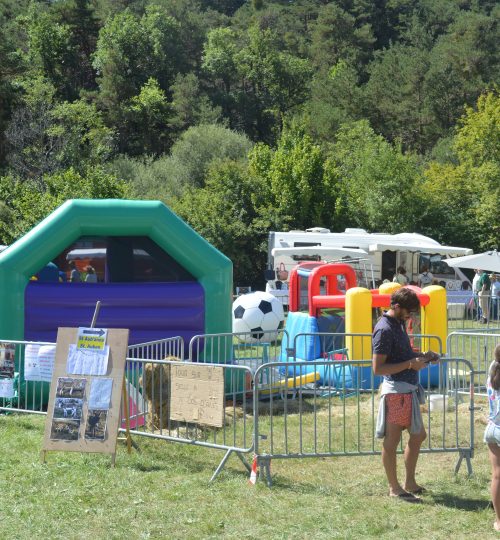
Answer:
[24,344,41,381]
[0,378,14,398]
[88,378,113,410]
[38,345,56,382]
[24,344,56,382]
[66,344,109,376]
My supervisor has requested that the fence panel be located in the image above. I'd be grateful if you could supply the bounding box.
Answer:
[0,338,186,414]
[188,330,288,367]
[0,340,54,414]
[253,357,474,486]
[447,331,500,396]
[123,358,254,480]
[288,332,443,392]
[127,336,185,361]
[447,292,500,330]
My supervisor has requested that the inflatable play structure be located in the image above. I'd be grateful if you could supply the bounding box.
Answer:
[281,261,447,389]
[0,199,232,346]
[0,200,235,404]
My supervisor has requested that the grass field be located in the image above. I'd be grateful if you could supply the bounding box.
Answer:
[0,403,498,540]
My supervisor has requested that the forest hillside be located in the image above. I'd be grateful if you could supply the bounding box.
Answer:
[0,0,498,286]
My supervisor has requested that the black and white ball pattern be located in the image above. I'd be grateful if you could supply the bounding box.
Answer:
[232,291,285,343]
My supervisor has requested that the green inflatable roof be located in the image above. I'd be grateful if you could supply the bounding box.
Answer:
[0,199,232,340]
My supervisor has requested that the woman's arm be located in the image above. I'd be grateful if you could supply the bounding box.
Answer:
[372,354,428,376]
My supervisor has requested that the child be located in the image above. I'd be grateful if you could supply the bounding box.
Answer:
[485,344,500,531]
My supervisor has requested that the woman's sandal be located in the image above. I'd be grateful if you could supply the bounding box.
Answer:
[407,487,427,495]
[390,492,423,504]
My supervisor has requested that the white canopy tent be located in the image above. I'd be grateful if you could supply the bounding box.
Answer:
[444,250,500,273]
[368,241,473,256]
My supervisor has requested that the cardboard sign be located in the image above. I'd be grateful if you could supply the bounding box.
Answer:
[170,364,224,427]
[42,327,129,458]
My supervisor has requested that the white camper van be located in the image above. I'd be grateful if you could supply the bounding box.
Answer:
[266,228,472,304]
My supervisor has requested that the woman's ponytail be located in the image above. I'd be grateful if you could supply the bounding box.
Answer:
[490,345,500,391]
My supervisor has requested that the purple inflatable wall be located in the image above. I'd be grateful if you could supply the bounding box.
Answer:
[25,282,204,351]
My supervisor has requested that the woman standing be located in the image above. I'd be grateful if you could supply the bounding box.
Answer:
[484,345,500,531]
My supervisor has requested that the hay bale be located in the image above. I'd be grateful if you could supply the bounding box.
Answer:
[139,356,177,430]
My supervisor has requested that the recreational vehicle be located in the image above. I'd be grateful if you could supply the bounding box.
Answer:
[266,228,472,304]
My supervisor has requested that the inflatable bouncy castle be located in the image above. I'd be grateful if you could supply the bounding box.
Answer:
[281,262,447,389]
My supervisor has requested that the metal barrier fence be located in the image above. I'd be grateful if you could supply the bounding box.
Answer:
[127,336,185,361]
[0,334,477,486]
[123,358,254,481]
[0,337,256,481]
[0,340,54,414]
[446,331,500,397]
[447,292,500,330]
[288,333,443,390]
[188,330,288,367]
[0,338,185,415]
[253,357,475,486]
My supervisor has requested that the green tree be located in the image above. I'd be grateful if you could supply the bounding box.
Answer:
[169,73,222,133]
[0,166,128,243]
[310,3,374,70]
[124,77,172,155]
[249,124,338,231]
[302,60,363,145]
[48,99,115,169]
[5,77,59,180]
[107,153,185,203]
[168,123,253,188]
[109,123,253,203]
[423,91,500,250]
[423,10,499,137]
[202,27,237,94]
[93,9,158,105]
[0,1,25,164]
[365,44,431,152]
[172,159,266,286]
[53,0,101,93]
[5,78,114,180]
[92,6,188,152]
[25,3,77,99]
[93,7,183,106]
[234,26,312,139]
[328,120,425,233]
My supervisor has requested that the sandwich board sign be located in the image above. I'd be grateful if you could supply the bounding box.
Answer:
[42,327,130,464]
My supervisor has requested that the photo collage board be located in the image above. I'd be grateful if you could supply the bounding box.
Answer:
[43,327,129,457]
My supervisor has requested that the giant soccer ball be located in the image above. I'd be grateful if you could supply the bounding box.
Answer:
[232,291,285,343]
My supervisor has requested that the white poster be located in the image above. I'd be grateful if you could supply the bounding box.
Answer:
[24,344,41,381]
[88,378,113,410]
[66,344,109,376]
[38,345,56,382]
[24,344,56,382]
[0,378,15,398]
